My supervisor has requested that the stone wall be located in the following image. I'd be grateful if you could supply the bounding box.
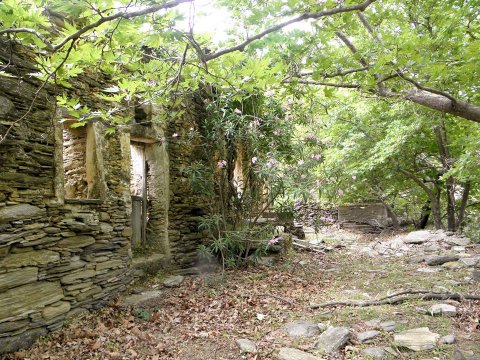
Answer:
[166,96,211,270]
[0,38,219,353]
[338,203,389,227]
[0,39,133,354]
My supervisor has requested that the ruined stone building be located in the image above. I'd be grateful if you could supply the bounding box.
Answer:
[0,39,211,353]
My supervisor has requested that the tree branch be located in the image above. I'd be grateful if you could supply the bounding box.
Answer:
[204,0,377,62]
[298,66,369,78]
[0,28,54,49]
[285,79,361,88]
[310,289,480,308]
[0,0,190,51]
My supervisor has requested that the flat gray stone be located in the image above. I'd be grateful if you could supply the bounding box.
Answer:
[0,96,14,115]
[446,237,471,246]
[459,257,480,267]
[163,275,184,287]
[0,267,38,291]
[285,320,321,336]
[380,321,396,332]
[122,290,163,306]
[440,334,456,344]
[0,327,47,354]
[402,231,433,244]
[362,347,386,359]
[365,319,380,328]
[454,349,480,360]
[473,269,480,282]
[278,347,321,360]
[357,330,380,343]
[426,255,460,266]
[315,326,350,354]
[394,327,440,351]
[235,338,256,353]
[0,204,45,223]
[429,303,457,317]
[1,250,59,268]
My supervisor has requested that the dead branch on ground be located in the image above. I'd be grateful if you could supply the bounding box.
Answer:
[310,289,480,309]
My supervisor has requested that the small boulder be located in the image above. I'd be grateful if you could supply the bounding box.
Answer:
[439,334,456,344]
[285,320,321,336]
[459,257,480,267]
[315,326,350,354]
[429,304,457,317]
[380,321,396,332]
[362,347,386,359]
[235,338,257,354]
[425,255,460,266]
[163,275,184,287]
[357,330,380,343]
[394,327,440,351]
[278,348,321,360]
[402,231,433,244]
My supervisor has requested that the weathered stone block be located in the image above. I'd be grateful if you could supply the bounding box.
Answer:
[0,281,64,321]
[0,204,46,223]
[0,319,30,334]
[0,95,14,115]
[1,250,60,268]
[95,259,124,271]
[60,270,96,284]
[42,301,71,321]
[0,327,47,355]
[76,286,102,302]
[48,260,86,275]
[57,235,95,248]
[0,267,38,291]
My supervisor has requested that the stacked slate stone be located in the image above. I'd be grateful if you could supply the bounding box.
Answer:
[166,96,211,271]
[294,200,338,228]
[0,39,133,353]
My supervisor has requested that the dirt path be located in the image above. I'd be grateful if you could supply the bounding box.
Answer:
[8,229,480,360]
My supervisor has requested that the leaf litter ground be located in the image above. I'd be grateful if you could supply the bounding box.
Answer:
[6,230,480,360]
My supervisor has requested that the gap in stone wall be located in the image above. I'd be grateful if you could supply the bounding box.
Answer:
[63,124,88,199]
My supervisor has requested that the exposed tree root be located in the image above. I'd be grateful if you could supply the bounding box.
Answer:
[310,289,480,309]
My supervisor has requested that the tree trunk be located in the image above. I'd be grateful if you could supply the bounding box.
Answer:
[457,182,471,231]
[431,187,443,230]
[434,122,456,231]
[417,200,431,229]
[445,176,456,231]
[385,203,399,229]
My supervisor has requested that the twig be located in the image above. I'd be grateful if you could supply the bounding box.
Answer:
[256,293,294,305]
[310,290,480,309]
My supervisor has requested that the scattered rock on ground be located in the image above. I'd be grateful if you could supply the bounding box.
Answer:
[459,257,480,267]
[362,347,386,359]
[446,237,471,246]
[357,330,381,343]
[402,231,433,244]
[440,334,456,344]
[163,275,184,287]
[426,255,460,266]
[394,327,440,351]
[429,303,457,317]
[235,338,257,353]
[278,347,321,360]
[285,320,321,336]
[365,319,380,328]
[380,321,396,332]
[122,290,163,307]
[315,326,350,354]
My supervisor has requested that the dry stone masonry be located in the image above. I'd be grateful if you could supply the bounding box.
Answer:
[0,39,216,353]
